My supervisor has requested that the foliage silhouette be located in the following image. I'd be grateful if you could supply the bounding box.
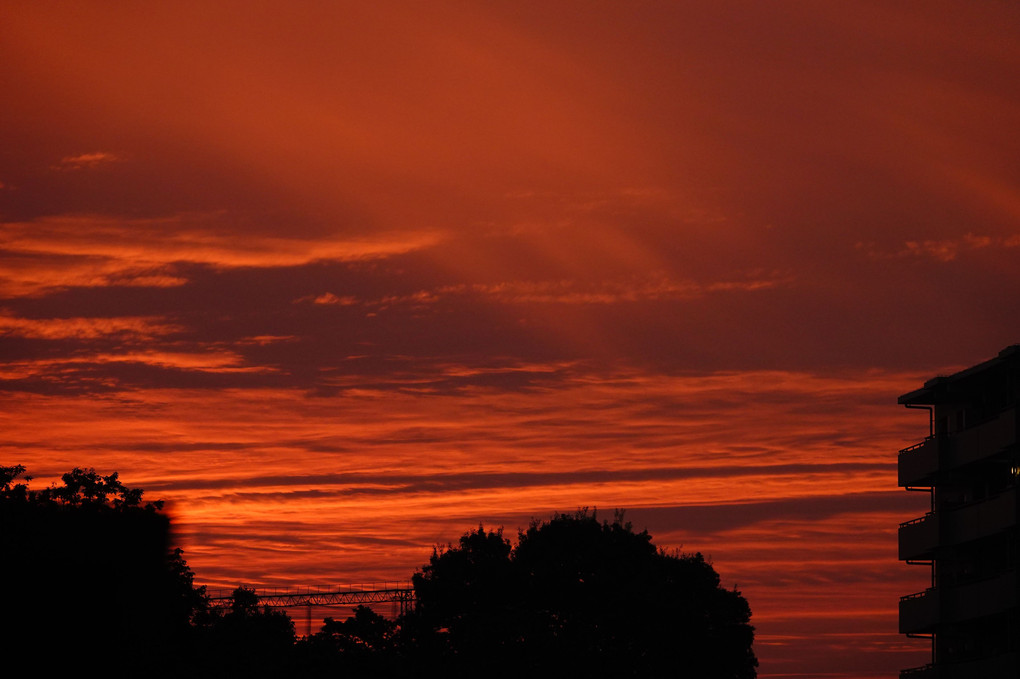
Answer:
[297,604,406,677]
[0,465,198,675]
[404,509,757,679]
[196,586,297,677]
[2,466,756,678]
[169,546,213,627]
[317,604,398,655]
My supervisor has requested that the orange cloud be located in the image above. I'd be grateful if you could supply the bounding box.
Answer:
[0,312,182,340]
[452,273,789,305]
[299,272,789,312]
[857,232,1019,262]
[0,214,442,295]
[0,351,268,381]
[309,293,358,306]
[54,151,120,170]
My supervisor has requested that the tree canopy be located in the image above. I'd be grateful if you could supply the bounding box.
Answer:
[1,464,162,509]
[405,510,757,679]
[0,466,293,677]
[0,465,181,673]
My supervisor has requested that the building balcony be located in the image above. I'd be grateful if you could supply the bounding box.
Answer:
[941,569,1017,624]
[938,651,1020,679]
[898,409,1016,486]
[899,664,935,679]
[900,488,1018,559]
[946,409,1016,468]
[942,487,1017,545]
[900,571,1019,634]
[900,588,938,634]
[899,512,938,560]
[899,437,939,487]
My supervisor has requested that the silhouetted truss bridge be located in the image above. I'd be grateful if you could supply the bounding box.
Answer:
[208,582,416,633]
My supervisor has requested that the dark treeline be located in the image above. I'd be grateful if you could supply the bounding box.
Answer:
[1,466,756,678]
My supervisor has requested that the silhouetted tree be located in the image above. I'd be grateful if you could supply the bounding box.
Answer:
[404,510,757,679]
[197,586,297,677]
[400,525,520,671]
[318,605,398,655]
[2,466,757,678]
[0,465,206,675]
[297,605,406,677]
[168,546,213,627]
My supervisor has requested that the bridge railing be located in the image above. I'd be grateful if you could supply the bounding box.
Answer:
[207,582,416,610]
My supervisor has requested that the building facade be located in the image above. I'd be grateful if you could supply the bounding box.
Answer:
[898,346,1020,677]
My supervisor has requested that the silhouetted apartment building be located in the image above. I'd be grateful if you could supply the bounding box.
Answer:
[898,345,1020,678]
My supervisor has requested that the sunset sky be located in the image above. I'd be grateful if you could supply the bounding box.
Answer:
[3,2,1020,676]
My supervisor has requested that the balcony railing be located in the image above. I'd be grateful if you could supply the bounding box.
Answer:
[900,664,935,679]
[900,488,1018,559]
[939,651,1020,679]
[899,512,938,560]
[943,487,1017,545]
[950,409,1016,467]
[898,409,1017,484]
[900,571,1019,634]
[900,588,937,634]
[899,437,938,487]
[941,570,1017,624]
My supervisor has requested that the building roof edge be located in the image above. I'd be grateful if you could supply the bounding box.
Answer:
[898,345,1020,405]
